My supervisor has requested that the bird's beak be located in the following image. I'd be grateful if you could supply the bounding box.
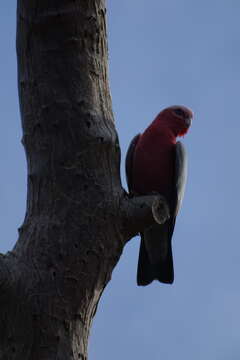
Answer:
[185,116,192,128]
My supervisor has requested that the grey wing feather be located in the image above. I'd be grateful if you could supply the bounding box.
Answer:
[125,134,141,191]
[174,141,188,216]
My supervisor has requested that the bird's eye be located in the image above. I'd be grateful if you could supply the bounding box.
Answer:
[173,108,185,117]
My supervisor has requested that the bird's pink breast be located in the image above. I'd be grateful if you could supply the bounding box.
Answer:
[132,126,175,198]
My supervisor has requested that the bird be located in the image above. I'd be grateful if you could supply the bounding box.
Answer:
[125,105,193,286]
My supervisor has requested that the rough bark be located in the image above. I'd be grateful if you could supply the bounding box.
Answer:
[0,1,169,359]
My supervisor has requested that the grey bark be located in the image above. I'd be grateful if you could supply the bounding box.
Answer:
[0,1,169,359]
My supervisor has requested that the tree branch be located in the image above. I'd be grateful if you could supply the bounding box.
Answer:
[0,255,10,293]
[121,193,170,240]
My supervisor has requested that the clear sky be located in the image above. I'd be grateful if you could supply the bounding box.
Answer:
[1,1,240,359]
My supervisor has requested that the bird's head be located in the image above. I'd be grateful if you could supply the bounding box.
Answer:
[156,105,193,137]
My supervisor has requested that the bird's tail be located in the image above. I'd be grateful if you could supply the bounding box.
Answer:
[137,223,174,286]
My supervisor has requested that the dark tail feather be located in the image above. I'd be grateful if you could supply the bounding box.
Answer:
[137,237,155,286]
[155,244,174,284]
[137,226,174,286]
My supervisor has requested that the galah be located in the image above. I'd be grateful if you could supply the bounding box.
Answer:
[125,105,193,285]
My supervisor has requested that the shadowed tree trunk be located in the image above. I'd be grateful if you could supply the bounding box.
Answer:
[0,1,169,359]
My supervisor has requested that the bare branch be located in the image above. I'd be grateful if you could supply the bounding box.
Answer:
[121,194,170,240]
[0,255,9,292]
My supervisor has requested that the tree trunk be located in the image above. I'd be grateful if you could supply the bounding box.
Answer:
[0,1,169,359]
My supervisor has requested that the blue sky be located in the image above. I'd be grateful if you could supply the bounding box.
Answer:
[1,1,240,359]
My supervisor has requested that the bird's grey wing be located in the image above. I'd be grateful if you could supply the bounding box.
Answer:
[174,141,188,216]
[125,134,141,192]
